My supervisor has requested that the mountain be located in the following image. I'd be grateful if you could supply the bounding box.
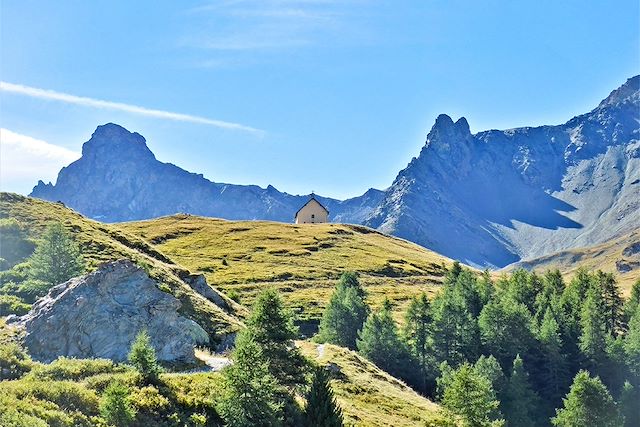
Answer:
[507,229,640,294]
[31,123,384,223]
[30,76,640,268]
[365,75,640,267]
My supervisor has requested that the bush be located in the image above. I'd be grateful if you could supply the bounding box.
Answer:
[0,343,33,380]
[0,294,30,316]
[0,379,100,415]
[28,357,128,381]
[100,382,136,427]
[128,330,162,384]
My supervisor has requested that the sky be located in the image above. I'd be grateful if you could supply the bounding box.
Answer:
[1,1,639,199]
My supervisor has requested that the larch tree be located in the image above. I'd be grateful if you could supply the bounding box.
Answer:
[29,222,85,286]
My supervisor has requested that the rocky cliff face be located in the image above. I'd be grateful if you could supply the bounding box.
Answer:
[31,123,383,223]
[18,260,208,363]
[365,76,640,267]
[30,76,640,268]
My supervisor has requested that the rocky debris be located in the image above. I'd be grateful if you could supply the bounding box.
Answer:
[17,260,208,363]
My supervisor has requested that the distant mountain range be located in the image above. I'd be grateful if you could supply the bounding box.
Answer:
[31,76,640,268]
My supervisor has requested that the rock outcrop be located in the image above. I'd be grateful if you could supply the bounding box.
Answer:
[19,260,208,363]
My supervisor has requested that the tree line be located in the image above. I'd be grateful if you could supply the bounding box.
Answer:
[316,266,640,426]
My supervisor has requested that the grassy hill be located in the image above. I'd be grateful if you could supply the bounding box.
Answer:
[117,215,454,323]
[0,193,243,344]
[507,229,640,296]
[299,341,443,426]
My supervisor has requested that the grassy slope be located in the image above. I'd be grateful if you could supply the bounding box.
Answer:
[0,193,243,342]
[507,229,640,296]
[299,341,443,426]
[117,215,454,321]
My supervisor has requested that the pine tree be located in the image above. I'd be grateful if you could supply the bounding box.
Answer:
[446,261,463,284]
[623,280,640,327]
[404,293,434,393]
[624,304,640,381]
[431,286,480,366]
[552,371,623,427]
[246,288,308,390]
[534,270,564,325]
[128,330,161,384]
[619,381,639,427]
[478,298,533,368]
[474,355,506,399]
[537,308,569,413]
[477,270,495,307]
[595,271,623,336]
[501,355,539,427]
[579,285,609,374]
[501,269,542,314]
[28,222,85,286]
[218,331,283,427]
[304,366,343,427]
[357,299,412,379]
[100,381,136,427]
[317,272,369,350]
[440,363,504,427]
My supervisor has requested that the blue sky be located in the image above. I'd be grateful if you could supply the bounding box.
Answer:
[1,0,638,198]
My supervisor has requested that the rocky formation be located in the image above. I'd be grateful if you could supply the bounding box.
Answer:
[18,260,208,363]
[30,123,384,223]
[366,75,640,267]
[30,76,640,268]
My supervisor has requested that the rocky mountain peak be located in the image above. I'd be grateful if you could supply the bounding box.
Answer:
[82,122,155,162]
[598,75,640,108]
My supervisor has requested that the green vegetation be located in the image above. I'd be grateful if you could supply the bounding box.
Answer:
[552,371,623,427]
[0,193,242,343]
[117,214,453,321]
[304,366,344,427]
[128,330,162,384]
[316,272,369,349]
[28,222,85,286]
[100,381,136,426]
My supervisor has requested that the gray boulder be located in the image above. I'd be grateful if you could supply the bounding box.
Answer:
[19,259,208,363]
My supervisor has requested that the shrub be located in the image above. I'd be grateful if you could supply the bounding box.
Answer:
[100,382,136,427]
[28,357,127,381]
[0,294,30,316]
[0,343,33,380]
[0,379,100,415]
[128,330,162,384]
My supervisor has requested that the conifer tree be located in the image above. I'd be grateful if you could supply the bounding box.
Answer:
[623,280,640,327]
[624,304,640,380]
[317,272,369,349]
[431,286,480,366]
[477,270,495,307]
[579,285,609,374]
[446,261,463,284]
[537,308,569,412]
[404,293,434,393]
[357,299,412,379]
[440,363,504,427]
[29,222,85,286]
[218,331,282,427]
[501,355,539,427]
[478,298,533,368]
[595,271,624,336]
[100,381,136,427]
[534,270,564,325]
[474,355,506,399]
[304,366,343,427]
[128,330,161,384]
[619,381,639,427]
[552,371,622,427]
[246,288,308,389]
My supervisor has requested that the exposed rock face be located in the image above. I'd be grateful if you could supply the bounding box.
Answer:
[30,76,640,268]
[30,123,384,223]
[365,76,640,267]
[19,260,208,363]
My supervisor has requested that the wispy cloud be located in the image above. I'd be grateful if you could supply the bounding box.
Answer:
[0,128,80,191]
[182,0,363,52]
[0,82,264,135]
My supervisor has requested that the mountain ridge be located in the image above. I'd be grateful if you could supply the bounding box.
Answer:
[30,76,640,268]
